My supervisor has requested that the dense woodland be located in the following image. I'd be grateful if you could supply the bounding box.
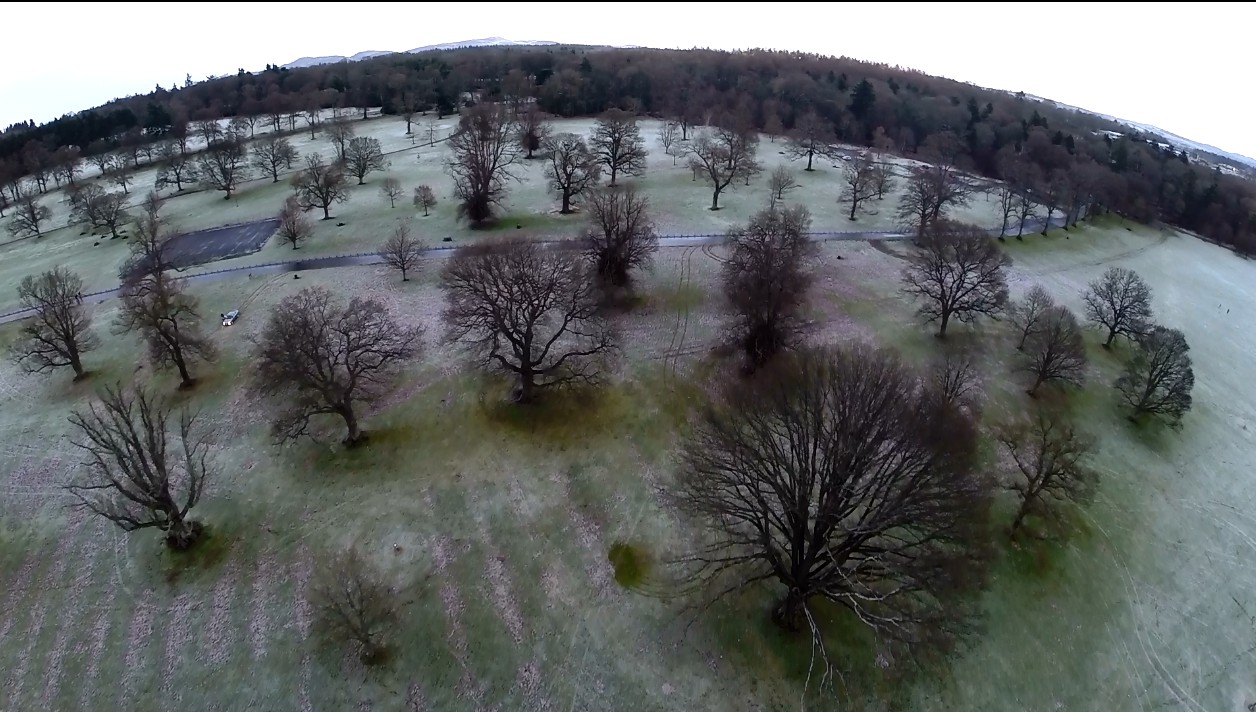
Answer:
[2,45,1253,252]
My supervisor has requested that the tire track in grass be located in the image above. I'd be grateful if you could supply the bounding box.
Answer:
[292,543,314,712]
[158,588,200,707]
[248,537,283,660]
[204,552,243,666]
[661,247,697,381]
[37,518,98,707]
[117,589,156,709]
[4,517,83,706]
[429,532,486,707]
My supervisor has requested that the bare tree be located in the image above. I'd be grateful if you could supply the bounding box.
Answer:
[10,267,99,380]
[413,184,437,216]
[6,194,51,238]
[897,163,974,238]
[310,546,400,664]
[344,136,389,184]
[1009,284,1057,351]
[1019,305,1087,396]
[108,159,135,195]
[515,105,552,159]
[116,260,216,389]
[1115,326,1194,429]
[87,151,114,179]
[901,222,1011,337]
[193,119,224,146]
[590,109,648,186]
[582,185,657,297]
[1082,267,1153,348]
[291,153,350,220]
[252,135,298,183]
[871,161,896,199]
[379,177,403,208]
[154,142,198,192]
[398,89,419,135]
[722,205,815,370]
[445,104,523,227]
[841,153,880,220]
[196,139,250,199]
[53,146,83,188]
[326,119,356,162]
[671,344,991,667]
[66,384,209,550]
[994,183,1017,239]
[1011,168,1041,240]
[251,286,422,445]
[378,223,425,281]
[304,103,321,139]
[995,407,1095,534]
[441,239,617,403]
[69,183,108,231]
[930,345,982,416]
[276,196,312,250]
[766,165,798,208]
[658,122,680,165]
[687,124,759,210]
[785,111,839,171]
[227,116,251,142]
[95,192,131,239]
[544,133,601,214]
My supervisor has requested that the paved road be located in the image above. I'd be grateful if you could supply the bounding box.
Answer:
[0,216,1065,325]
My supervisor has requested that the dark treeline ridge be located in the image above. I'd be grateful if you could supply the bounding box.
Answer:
[1,45,1252,252]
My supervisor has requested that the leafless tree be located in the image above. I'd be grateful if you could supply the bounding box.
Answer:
[766,165,798,208]
[196,139,250,199]
[722,205,816,370]
[87,151,114,179]
[785,111,839,171]
[95,192,131,239]
[6,194,51,238]
[871,161,896,199]
[1009,284,1057,351]
[69,183,108,230]
[378,177,403,208]
[326,119,356,162]
[227,116,251,142]
[658,122,680,165]
[398,89,419,135]
[995,407,1095,534]
[252,135,298,183]
[116,259,216,389]
[1115,326,1194,429]
[193,119,224,146]
[544,133,601,214]
[445,104,523,227]
[108,159,135,195]
[9,267,99,380]
[154,141,198,192]
[304,104,321,139]
[276,196,312,250]
[310,545,400,664]
[379,223,425,281]
[582,184,657,297]
[1010,165,1041,239]
[251,286,422,445]
[994,183,1017,239]
[1019,305,1087,396]
[590,109,648,186]
[897,163,974,238]
[901,221,1011,337]
[1037,173,1064,235]
[66,384,210,550]
[1082,267,1153,348]
[670,344,991,670]
[441,239,617,403]
[53,146,83,188]
[515,105,552,159]
[930,345,982,416]
[344,136,389,184]
[687,124,759,210]
[413,184,437,216]
[841,153,880,220]
[22,141,52,193]
[291,153,350,220]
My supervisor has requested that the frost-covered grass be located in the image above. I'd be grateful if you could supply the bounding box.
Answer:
[0,178,1251,708]
[0,111,1015,315]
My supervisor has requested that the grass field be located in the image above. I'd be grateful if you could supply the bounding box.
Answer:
[0,214,1253,711]
[0,111,1016,315]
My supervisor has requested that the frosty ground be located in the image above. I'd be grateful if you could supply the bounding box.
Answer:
[0,111,1251,711]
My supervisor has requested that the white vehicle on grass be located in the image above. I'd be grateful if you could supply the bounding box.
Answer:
[221,309,240,327]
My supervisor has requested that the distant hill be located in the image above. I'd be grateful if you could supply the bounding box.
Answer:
[1023,94,1256,171]
[283,37,558,69]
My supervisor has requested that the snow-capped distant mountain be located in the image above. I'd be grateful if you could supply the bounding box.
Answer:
[282,38,558,70]
[1022,94,1256,170]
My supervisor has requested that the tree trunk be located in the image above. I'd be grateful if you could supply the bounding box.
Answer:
[1010,504,1029,534]
[937,311,950,337]
[173,349,195,389]
[560,191,571,214]
[772,589,806,631]
[340,405,364,445]
[423,205,429,217]
[322,204,330,220]
[805,151,814,172]
[358,176,365,185]
[609,165,618,187]
[1027,376,1043,397]
[165,516,203,550]
[710,187,721,211]
[848,198,858,221]
[1041,209,1051,235]
[1104,328,1116,348]
[516,371,537,404]
[70,355,86,381]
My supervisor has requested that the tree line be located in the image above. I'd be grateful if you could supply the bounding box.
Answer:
[1,45,1253,252]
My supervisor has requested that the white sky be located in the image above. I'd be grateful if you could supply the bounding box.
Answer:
[2,2,1251,158]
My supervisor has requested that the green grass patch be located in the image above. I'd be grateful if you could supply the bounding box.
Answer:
[160,525,233,584]
[607,541,652,590]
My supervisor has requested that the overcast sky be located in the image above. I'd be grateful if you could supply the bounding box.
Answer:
[2,2,1250,158]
